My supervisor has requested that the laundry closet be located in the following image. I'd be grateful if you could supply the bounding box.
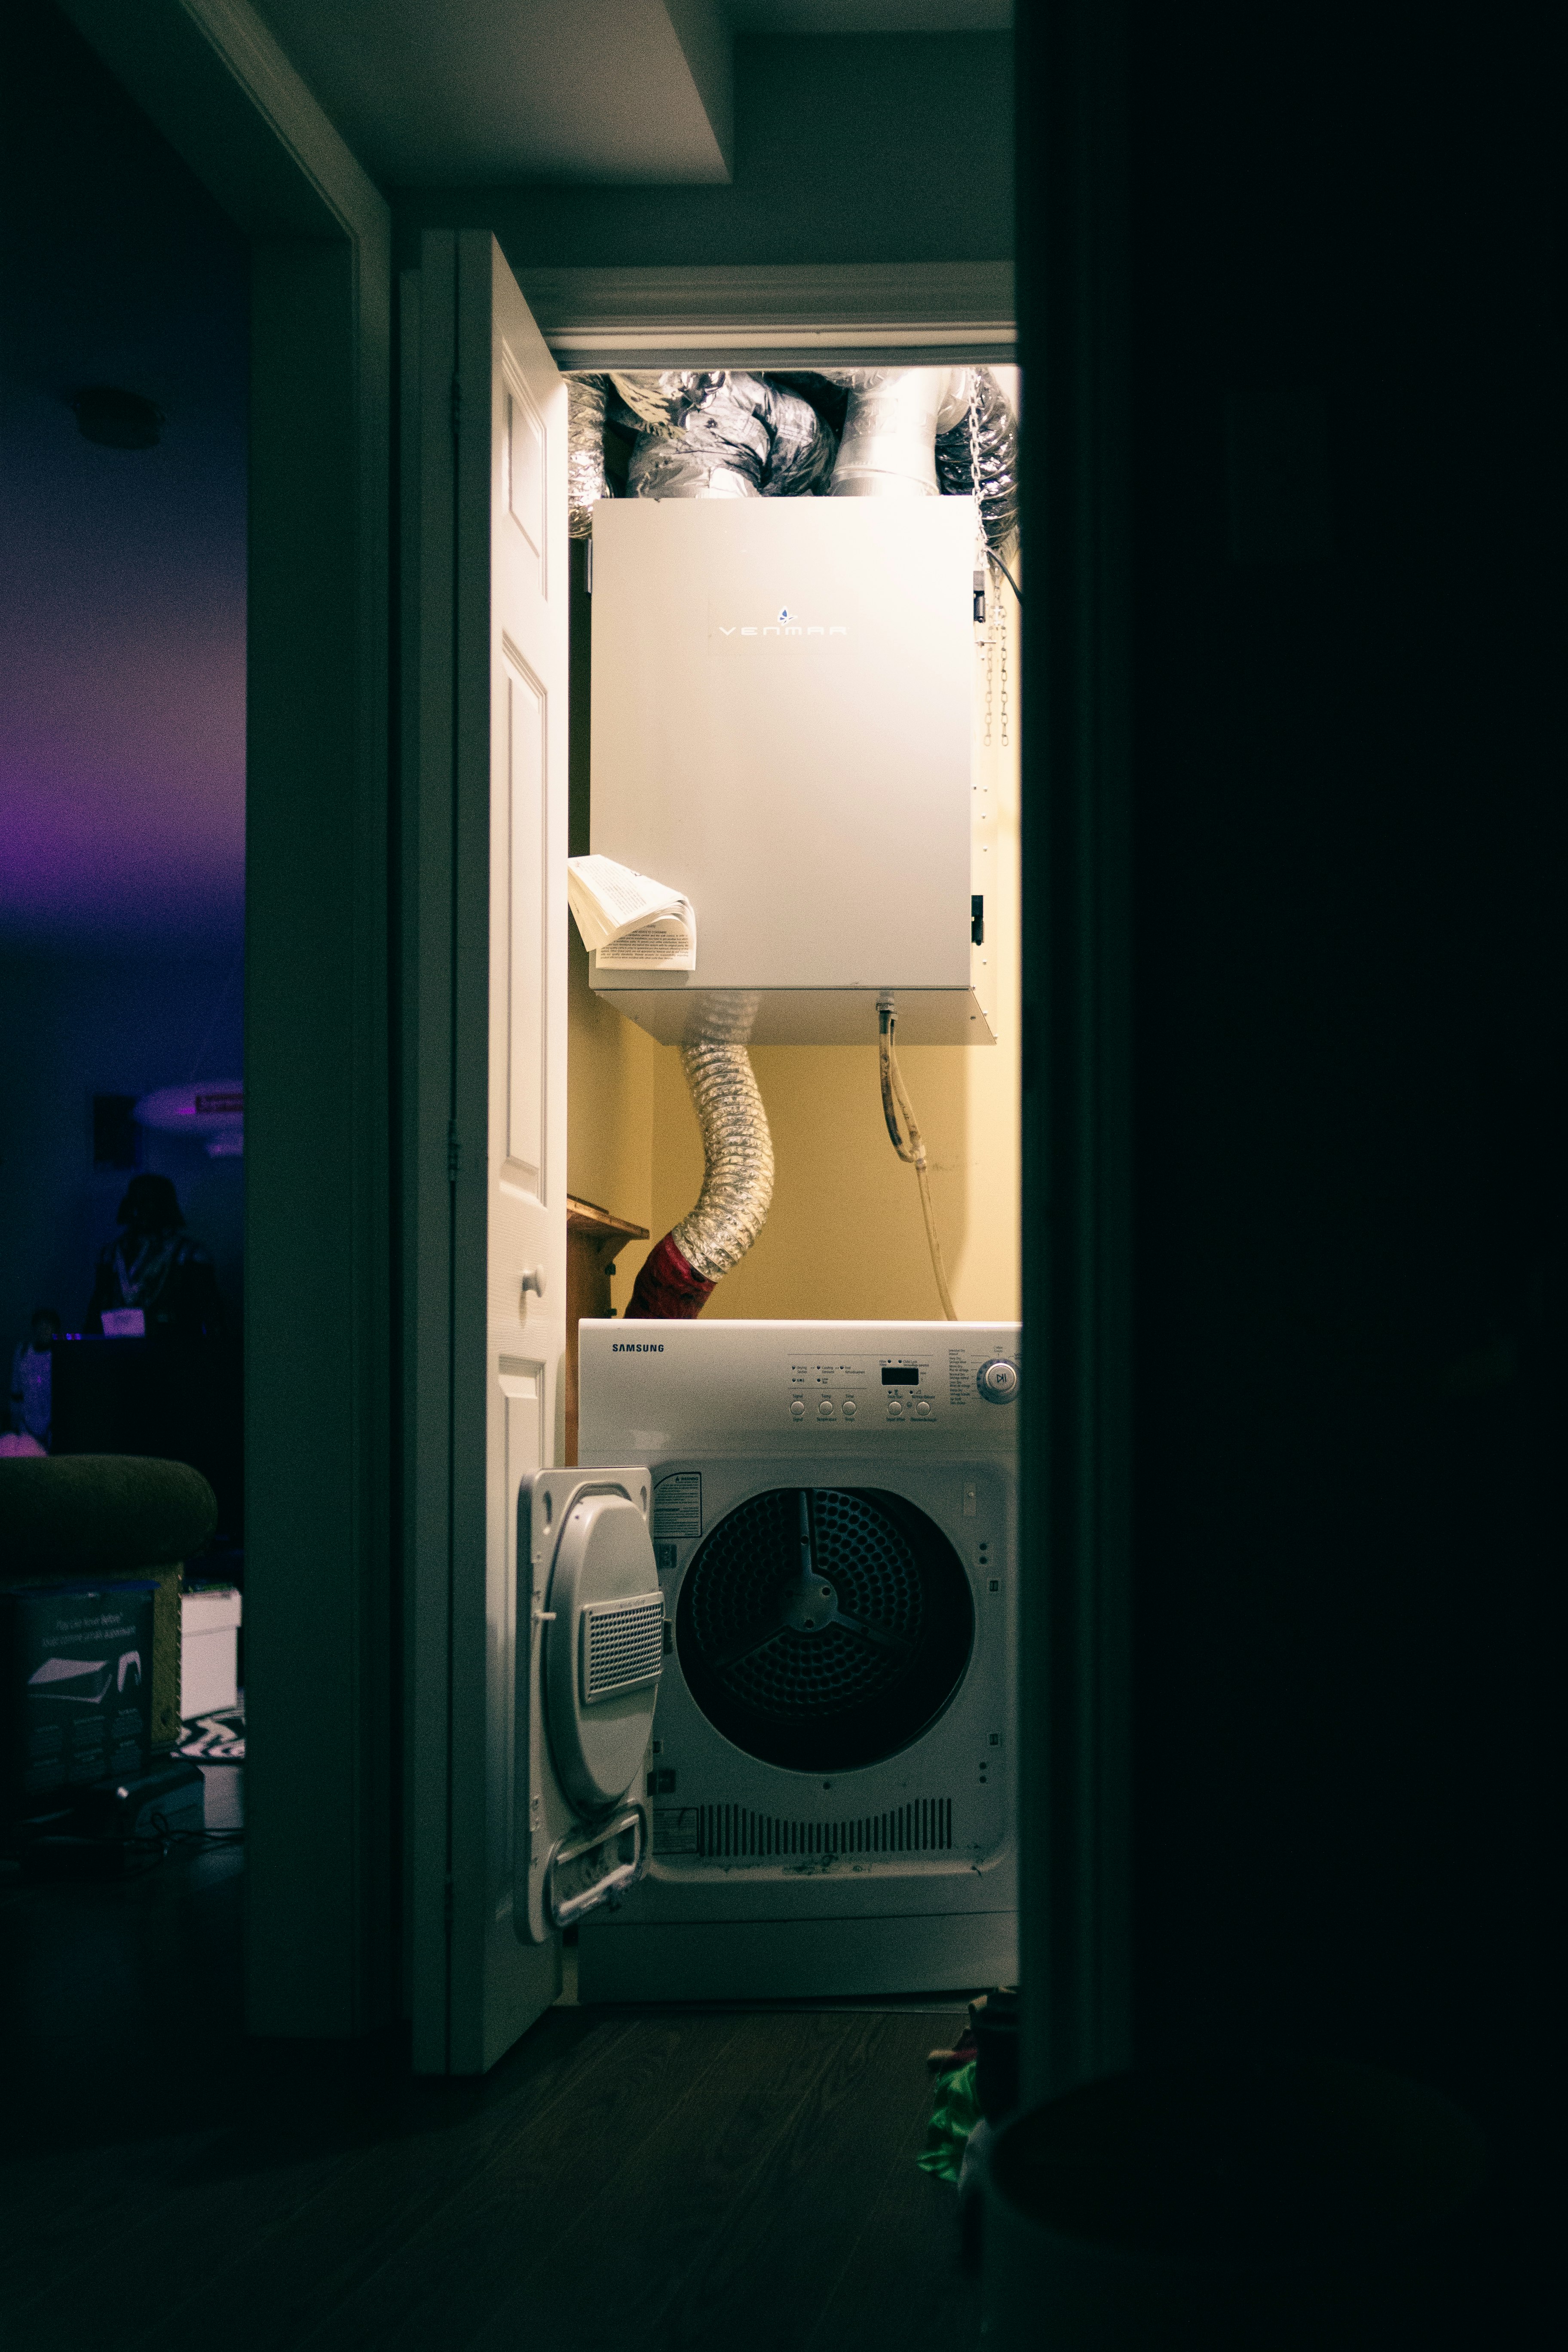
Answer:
[399,234,1021,2070]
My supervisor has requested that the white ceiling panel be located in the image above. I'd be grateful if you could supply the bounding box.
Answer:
[251,0,735,185]
[248,1,1010,188]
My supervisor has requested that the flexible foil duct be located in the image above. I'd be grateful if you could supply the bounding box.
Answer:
[815,366,966,422]
[608,369,710,427]
[935,366,1020,554]
[759,380,837,496]
[567,374,612,540]
[626,1039,775,1318]
[629,425,761,500]
[826,367,952,499]
[627,374,835,502]
[670,1041,775,1280]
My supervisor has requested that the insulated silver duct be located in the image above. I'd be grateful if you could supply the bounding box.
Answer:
[825,367,966,499]
[608,369,707,428]
[670,1041,775,1282]
[935,368,1020,555]
[567,374,612,540]
[624,374,835,503]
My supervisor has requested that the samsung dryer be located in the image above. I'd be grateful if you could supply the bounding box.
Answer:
[575,1319,1020,2001]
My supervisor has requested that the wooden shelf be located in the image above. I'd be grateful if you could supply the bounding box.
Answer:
[567,1195,650,1243]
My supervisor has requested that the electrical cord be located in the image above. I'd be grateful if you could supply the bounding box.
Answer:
[878,1007,957,1320]
[988,550,1023,606]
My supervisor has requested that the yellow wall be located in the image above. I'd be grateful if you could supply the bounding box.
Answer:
[568,579,1020,1323]
[567,925,656,1231]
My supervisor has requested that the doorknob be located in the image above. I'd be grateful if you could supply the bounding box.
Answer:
[521,1266,546,1302]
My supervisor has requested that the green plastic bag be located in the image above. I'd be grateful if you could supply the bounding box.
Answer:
[918,2058,983,2183]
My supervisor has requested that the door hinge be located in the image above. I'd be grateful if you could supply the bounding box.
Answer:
[449,372,461,444]
[447,1122,461,1182]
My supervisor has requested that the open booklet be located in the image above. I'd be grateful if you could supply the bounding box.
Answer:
[567,854,696,972]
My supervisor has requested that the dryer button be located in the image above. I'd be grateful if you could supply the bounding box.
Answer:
[817,1398,836,1419]
[886,1400,905,1419]
[789,1399,806,1419]
[913,1400,933,1419]
[841,1399,857,1420]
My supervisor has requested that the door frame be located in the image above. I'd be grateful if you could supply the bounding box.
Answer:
[60,0,1134,2083]
[1016,0,1133,2105]
[61,0,396,2039]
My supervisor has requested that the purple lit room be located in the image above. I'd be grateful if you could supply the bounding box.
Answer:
[2,6,247,1837]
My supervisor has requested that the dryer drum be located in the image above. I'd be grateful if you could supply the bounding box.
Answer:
[676,1486,975,1772]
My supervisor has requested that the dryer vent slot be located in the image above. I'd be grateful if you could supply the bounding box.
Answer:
[687,1797,954,1861]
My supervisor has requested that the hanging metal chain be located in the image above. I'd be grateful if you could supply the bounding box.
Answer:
[966,371,999,748]
[966,366,985,525]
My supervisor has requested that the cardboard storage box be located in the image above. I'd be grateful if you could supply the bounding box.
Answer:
[181,1586,241,1719]
[0,1585,153,1816]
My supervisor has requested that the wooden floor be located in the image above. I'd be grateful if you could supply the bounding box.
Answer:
[0,1830,981,2352]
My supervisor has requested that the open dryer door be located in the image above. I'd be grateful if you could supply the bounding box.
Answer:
[515,1467,664,1942]
[401,232,576,2071]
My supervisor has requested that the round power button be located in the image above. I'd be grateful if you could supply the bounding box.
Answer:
[977,1358,1020,1404]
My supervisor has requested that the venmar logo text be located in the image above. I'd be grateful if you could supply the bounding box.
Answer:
[709,602,849,648]
[714,622,847,640]
[612,1342,665,1353]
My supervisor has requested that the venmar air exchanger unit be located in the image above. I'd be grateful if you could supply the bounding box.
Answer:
[588,497,989,1046]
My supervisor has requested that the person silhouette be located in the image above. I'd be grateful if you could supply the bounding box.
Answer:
[88,1174,222,1340]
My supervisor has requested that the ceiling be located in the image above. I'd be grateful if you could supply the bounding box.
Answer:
[249,0,1011,187]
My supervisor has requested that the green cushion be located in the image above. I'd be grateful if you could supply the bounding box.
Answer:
[0,1455,217,1576]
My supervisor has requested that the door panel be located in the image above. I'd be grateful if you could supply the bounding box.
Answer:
[501,652,548,1192]
[404,231,569,2074]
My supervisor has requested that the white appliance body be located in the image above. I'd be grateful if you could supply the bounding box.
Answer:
[576,1319,1020,2001]
[588,499,992,1046]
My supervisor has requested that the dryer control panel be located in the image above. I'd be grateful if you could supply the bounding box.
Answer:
[784,1348,1018,1426]
[580,1318,1022,1462]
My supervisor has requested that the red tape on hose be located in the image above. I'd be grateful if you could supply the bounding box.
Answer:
[626,1232,716,1320]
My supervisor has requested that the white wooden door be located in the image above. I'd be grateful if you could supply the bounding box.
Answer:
[402,232,569,2073]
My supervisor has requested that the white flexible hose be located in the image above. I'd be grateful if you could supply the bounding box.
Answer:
[671,1042,775,1281]
[878,1009,957,1320]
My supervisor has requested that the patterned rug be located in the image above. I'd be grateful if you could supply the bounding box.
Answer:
[178,1708,245,1761]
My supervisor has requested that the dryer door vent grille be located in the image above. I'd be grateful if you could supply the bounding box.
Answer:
[581,1594,665,1704]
